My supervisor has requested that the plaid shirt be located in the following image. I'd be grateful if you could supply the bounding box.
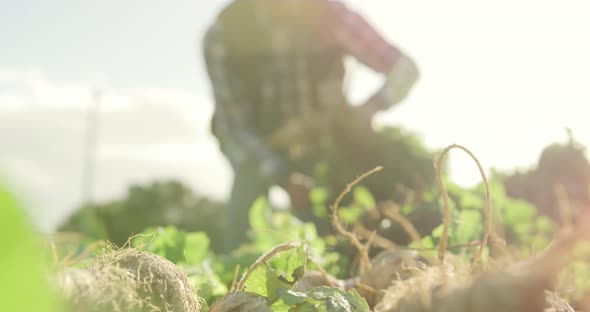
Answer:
[203,0,403,180]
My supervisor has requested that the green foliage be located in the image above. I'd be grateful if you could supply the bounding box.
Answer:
[335,186,378,225]
[279,287,370,312]
[482,179,554,250]
[44,134,585,309]
[243,244,307,303]
[184,232,211,264]
[454,209,482,244]
[0,182,60,311]
[558,243,590,302]
[245,262,294,302]
[238,242,369,311]
[307,183,376,228]
[310,186,330,219]
[249,197,274,242]
[284,244,308,283]
[338,204,365,225]
[132,226,210,265]
[240,196,345,278]
[301,125,437,231]
[353,186,376,210]
[59,180,226,251]
[406,177,554,260]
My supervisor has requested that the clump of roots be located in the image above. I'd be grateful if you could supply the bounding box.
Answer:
[55,248,200,312]
[332,144,579,311]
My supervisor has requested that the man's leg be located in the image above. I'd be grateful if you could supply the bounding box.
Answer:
[223,166,271,253]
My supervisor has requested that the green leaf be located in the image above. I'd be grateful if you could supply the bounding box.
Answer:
[455,210,482,243]
[445,182,465,199]
[285,244,308,283]
[279,290,308,306]
[312,204,329,219]
[249,243,308,301]
[353,186,376,209]
[291,302,322,312]
[437,196,457,214]
[183,231,210,264]
[135,226,185,262]
[188,260,228,303]
[243,263,272,298]
[502,200,535,226]
[250,196,272,231]
[421,236,435,249]
[289,286,370,312]
[431,224,444,238]
[271,299,293,312]
[535,216,554,234]
[513,222,533,242]
[346,288,372,311]
[300,224,320,246]
[422,190,435,202]
[458,191,484,210]
[0,182,60,311]
[339,205,364,225]
[309,187,329,206]
[244,262,292,302]
[531,235,550,252]
[400,204,414,215]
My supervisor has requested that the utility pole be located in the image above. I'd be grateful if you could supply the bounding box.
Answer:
[81,86,102,206]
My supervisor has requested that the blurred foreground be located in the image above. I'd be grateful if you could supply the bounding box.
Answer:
[2,134,590,311]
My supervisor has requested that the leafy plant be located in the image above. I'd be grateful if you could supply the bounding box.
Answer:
[0,181,61,311]
[235,242,370,312]
[279,287,370,312]
[59,180,226,251]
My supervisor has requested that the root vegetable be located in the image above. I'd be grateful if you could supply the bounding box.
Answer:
[55,249,200,312]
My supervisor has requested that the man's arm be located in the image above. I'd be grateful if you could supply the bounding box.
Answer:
[327,1,420,111]
[203,23,286,181]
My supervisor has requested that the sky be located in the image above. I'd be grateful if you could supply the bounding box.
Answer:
[1,0,589,232]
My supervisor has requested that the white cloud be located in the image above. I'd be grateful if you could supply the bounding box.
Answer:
[0,69,232,232]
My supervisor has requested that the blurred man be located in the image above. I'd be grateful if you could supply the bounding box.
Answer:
[203,0,422,252]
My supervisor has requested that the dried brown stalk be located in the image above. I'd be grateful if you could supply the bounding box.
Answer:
[330,166,384,273]
[354,223,398,250]
[434,144,492,271]
[380,201,423,247]
[229,264,241,293]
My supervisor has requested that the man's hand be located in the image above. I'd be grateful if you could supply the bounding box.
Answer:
[353,83,392,128]
[355,53,420,125]
[386,54,420,105]
[359,85,391,115]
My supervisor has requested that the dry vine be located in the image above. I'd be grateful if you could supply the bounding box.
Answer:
[380,201,423,247]
[434,144,492,270]
[330,166,384,273]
